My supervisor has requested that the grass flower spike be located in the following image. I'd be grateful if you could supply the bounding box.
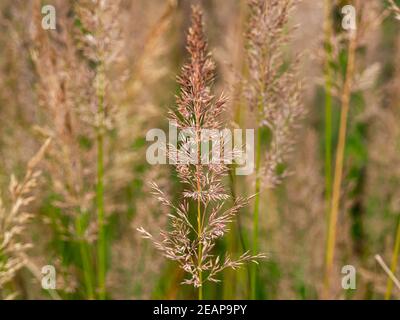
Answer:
[137,5,264,300]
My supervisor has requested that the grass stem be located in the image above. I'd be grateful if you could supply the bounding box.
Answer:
[385,216,400,299]
[197,194,203,300]
[323,22,358,298]
[196,128,203,300]
[251,124,262,300]
[96,61,106,300]
[324,0,333,212]
[75,216,95,299]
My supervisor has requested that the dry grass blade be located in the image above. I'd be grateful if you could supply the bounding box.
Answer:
[375,254,400,293]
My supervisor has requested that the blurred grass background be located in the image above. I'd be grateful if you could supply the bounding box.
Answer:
[0,0,400,299]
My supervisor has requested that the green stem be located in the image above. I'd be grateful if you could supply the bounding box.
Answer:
[97,131,105,299]
[75,215,95,299]
[385,216,400,300]
[225,0,248,298]
[96,61,106,300]
[324,0,333,211]
[197,195,203,300]
[226,164,251,298]
[196,126,203,300]
[251,124,262,300]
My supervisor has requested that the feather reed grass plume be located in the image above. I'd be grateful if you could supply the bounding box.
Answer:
[76,0,124,299]
[30,1,98,299]
[31,0,96,218]
[31,0,125,299]
[0,139,50,298]
[244,0,305,299]
[0,0,37,178]
[75,0,123,132]
[137,5,264,299]
[245,0,305,187]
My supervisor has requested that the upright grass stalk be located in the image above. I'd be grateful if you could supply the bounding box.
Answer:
[385,0,400,301]
[196,131,203,300]
[75,215,95,299]
[224,0,249,299]
[323,0,334,211]
[323,11,358,297]
[245,0,305,299]
[227,167,250,298]
[197,200,203,300]
[385,216,400,299]
[75,0,123,300]
[31,0,111,299]
[137,5,264,300]
[96,60,106,300]
[251,123,262,300]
